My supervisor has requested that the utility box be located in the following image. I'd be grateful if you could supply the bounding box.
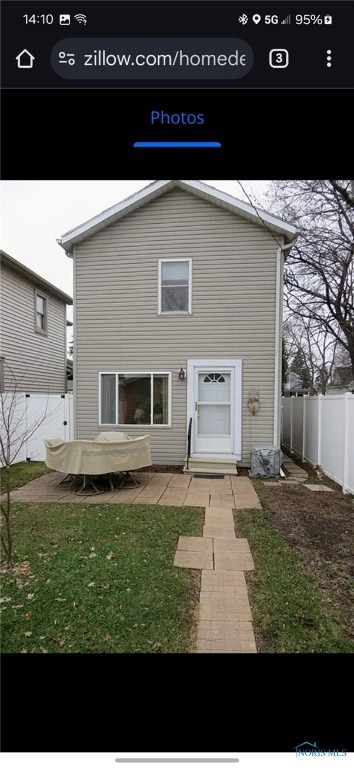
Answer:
[250,445,283,478]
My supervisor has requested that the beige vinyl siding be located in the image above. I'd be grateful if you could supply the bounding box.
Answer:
[74,187,279,464]
[0,264,67,393]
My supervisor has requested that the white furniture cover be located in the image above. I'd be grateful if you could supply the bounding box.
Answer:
[44,432,152,475]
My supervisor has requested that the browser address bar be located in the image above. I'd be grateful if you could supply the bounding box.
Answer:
[50,38,254,79]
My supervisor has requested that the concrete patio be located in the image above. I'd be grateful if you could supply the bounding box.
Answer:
[9,469,262,510]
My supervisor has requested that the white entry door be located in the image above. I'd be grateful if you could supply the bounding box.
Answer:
[187,359,242,458]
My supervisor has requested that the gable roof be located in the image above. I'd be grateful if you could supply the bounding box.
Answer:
[0,250,73,304]
[58,180,297,255]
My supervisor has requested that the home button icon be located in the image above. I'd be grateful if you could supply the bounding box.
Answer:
[16,49,35,68]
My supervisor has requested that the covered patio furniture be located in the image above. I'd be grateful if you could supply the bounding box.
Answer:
[44,432,152,494]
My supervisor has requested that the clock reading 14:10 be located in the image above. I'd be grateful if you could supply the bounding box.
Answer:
[23,14,54,24]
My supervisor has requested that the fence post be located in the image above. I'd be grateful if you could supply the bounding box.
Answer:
[290,396,293,452]
[317,394,322,466]
[281,396,283,444]
[342,393,350,494]
[302,395,306,462]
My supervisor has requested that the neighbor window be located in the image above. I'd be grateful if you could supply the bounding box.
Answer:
[99,373,170,426]
[159,259,191,313]
[35,291,47,333]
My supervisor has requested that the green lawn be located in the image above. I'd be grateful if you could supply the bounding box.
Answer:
[236,500,354,653]
[1,461,49,491]
[1,502,202,653]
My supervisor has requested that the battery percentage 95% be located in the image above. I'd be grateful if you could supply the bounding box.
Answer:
[295,14,332,24]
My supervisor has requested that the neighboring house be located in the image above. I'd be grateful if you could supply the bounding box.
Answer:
[58,180,297,470]
[283,372,303,392]
[0,250,73,393]
[327,365,354,395]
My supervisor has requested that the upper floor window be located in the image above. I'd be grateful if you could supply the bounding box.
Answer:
[158,259,192,314]
[35,291,47,334]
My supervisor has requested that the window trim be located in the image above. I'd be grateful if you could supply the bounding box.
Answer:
[158,258,192,315]
[0,356,4,393]
[34,289,48,335]
[98,371,172,427]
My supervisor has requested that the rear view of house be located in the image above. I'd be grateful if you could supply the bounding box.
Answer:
[59,180,296,471]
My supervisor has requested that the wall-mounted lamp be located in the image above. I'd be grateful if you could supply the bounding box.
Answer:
[178,367,186,381]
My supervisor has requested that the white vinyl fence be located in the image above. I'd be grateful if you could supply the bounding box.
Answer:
[0,392,73,464]
[281,394,354,495]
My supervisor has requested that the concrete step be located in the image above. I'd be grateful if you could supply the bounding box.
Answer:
[183,458,238,476]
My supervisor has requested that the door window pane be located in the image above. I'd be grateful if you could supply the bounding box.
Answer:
[199,372,230,401]
[198,404,231,435]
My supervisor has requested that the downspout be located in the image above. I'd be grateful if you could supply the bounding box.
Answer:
[72,246,77,439]
[274,239,296,446]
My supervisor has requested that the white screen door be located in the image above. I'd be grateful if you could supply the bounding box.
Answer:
[195,370,233,453]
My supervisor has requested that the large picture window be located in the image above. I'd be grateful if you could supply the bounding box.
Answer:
[158,259,192,313]
[99,372,170,426]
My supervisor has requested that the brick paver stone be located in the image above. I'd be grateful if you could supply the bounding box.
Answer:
[197,619,254,638]
[303,484,335,492]
[201,569,248,589]
[173,551,214,569]
[214,551,255,571]
[199,601,252,621]
[177,536,212,553]
[213,538,252,555]
[183,494,210,507]
[203,526,236,539]
[167,475,192,488]
[196,638,257,653]
[134,496,165,504]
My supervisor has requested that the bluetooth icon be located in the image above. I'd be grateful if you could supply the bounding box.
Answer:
[238,13,248,25]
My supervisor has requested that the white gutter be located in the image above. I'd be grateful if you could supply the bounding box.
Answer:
[72,245,77,438]
[274,240,297,446]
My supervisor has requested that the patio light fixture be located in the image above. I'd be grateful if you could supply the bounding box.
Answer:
[178,367,186,381]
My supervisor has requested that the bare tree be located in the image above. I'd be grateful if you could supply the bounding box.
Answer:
[284,317,340,394]
[0,365,55,568]
[265,181,354,378]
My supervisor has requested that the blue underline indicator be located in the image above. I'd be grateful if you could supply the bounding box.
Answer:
[133,141,222,149]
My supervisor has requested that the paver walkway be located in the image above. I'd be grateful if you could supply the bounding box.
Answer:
[9,470,262,509]
[174,500,258,653]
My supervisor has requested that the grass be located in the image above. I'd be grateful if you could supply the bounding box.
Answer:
[236,499,354,653]
[0,461,49,491]
[1,502,203,653]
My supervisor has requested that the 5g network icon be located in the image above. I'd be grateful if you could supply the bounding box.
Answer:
[269,48,289,67]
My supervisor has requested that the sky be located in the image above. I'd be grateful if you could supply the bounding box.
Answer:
[1,179,271,344]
